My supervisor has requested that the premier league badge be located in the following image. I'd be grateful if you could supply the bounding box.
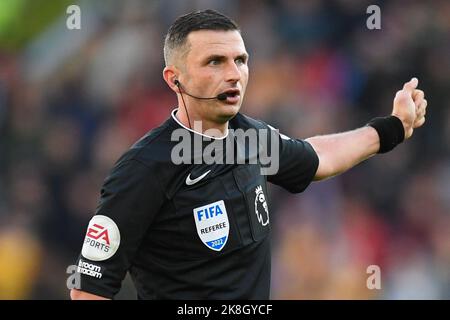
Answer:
[193,200,229,251]
[254,185,269,226]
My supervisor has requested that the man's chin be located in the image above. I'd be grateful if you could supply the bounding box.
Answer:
[215,104,241,122]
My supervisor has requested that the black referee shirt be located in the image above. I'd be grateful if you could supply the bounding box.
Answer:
[75,109,319,299]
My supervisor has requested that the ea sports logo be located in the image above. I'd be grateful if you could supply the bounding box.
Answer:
[82,215,120,261]
[87,224,111,245]
[254,185,269,226]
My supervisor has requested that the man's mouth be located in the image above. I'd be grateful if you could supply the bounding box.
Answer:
[220,89,241,104]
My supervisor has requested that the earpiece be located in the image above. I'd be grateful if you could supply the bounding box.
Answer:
[175,78,229,130]
[174,80,228,101]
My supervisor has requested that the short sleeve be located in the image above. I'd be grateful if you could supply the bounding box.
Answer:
[264,124,319,193]
[74,159,164,299]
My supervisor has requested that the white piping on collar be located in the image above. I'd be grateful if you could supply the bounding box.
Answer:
[171,108,229,140]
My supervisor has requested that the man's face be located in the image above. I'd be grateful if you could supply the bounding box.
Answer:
[180,30,249,123]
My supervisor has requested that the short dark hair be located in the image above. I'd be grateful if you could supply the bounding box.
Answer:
[164,9,240,66]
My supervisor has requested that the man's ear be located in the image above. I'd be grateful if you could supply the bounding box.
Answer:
[163,66,180,93]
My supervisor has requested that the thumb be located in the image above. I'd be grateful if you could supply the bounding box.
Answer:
[403,77,419,93]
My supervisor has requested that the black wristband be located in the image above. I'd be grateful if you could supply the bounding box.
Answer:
[366,115,405,153]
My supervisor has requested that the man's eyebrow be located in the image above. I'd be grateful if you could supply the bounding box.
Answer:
[203,53,249,62]
[203,54,226,62]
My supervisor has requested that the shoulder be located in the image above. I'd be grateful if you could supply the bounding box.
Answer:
[115,118,178,169]
[104,118,182,191]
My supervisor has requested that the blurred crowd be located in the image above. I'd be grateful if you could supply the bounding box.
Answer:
[0,0,449,299]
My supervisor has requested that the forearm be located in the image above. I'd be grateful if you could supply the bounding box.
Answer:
[306,126,380,181]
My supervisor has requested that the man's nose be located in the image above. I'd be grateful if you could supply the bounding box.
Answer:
[225,62,241,82]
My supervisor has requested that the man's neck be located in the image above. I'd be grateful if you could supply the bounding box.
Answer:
[175,107,228,138]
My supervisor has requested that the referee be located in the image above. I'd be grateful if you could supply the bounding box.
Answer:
[71,10,427,300]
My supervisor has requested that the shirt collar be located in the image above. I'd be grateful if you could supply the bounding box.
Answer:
[171,108,229,140]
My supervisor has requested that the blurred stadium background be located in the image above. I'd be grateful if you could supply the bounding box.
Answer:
[0,0,449,299]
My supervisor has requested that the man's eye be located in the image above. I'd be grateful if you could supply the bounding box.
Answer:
[209,59,220,66]
[235,58,245,65]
